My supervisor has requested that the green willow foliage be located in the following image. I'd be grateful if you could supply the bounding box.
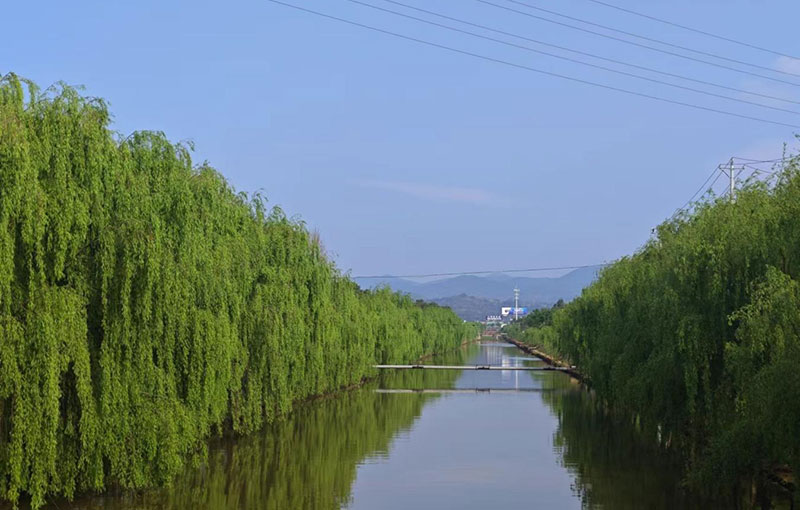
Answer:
[0,75,478,508]
[504,300,564,356]
[58,353,473,509]
[546,153,800,496]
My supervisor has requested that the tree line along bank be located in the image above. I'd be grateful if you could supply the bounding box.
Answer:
[509,153,800,504]
[0,75,479,508]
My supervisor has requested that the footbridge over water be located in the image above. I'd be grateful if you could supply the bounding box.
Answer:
[373,364,570,371]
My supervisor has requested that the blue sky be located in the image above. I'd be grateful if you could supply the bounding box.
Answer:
[3,0,799,278]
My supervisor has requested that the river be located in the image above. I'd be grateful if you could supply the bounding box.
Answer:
[40,340,716,509]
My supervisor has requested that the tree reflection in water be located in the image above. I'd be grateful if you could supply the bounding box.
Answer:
[538,372,717,510]
[39,347,474,510]
[33,344,740,510]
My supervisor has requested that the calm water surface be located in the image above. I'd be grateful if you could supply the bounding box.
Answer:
[42,341,713,509]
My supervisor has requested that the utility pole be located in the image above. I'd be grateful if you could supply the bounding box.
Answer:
[513,287,520,321]
[729,158,735,203]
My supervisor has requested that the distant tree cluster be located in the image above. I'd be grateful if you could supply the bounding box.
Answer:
[505,299,565,353]
[0,75,479,508]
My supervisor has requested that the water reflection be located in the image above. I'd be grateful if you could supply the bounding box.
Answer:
[33,350,471,510]
[345,342,576,510]
[347,342,717,510]
[32,341,719,509]
[538,379,714,509]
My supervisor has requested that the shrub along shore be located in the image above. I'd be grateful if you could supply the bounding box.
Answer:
[507,154,800,503]
[0,75,479,508]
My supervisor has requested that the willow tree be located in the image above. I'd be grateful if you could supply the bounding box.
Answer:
[546,152,800,499]
[0,74,477,508]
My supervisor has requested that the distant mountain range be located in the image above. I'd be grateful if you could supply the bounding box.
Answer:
[426,294,508,322]
[355,266,603,321]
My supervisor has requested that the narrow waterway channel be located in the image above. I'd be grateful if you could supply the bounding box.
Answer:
[40,340,714,509]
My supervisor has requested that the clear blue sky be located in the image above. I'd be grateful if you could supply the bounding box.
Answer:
[3,0,799,277]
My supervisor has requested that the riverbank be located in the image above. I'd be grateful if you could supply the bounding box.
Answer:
[501,334,585,382]
[299,333,485,406]
[541,154,800,505]
[502,334,795,507]
[25,341,724,510]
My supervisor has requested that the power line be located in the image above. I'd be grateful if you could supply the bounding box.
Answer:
[705,167,725,194]
[499,0,800,79]
[671,164,720,217]
[267,1,800,128]
[676,157,787,215]
[345,0,800,116]
[582,0,800,60]
[743,164,777,175]
[380,0,800,107]
[732,156,788,164]
[353,264,607,279]
[669,155,781,218]
[479,0,800,89]
[359,154,787,277]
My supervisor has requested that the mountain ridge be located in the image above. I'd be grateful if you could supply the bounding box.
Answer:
[355,265,603,320]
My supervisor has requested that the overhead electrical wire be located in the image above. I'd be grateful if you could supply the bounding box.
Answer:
[379,0,800,107]
[581,0,800,60]
[266,2,797,280]
[352,264,607,279]
[267,0,800,128]
[743,164,777,175]
[704,168,725,194]
[478,0,800,88]
[733,157,791,175]
[358,156,784,277]
[671,164,720,217]
[732,156,788,164]
[672,156,786,220]
[343,0,800,116]
[498,0,800,78]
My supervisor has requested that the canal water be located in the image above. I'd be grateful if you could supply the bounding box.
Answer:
[42,340,714,509]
